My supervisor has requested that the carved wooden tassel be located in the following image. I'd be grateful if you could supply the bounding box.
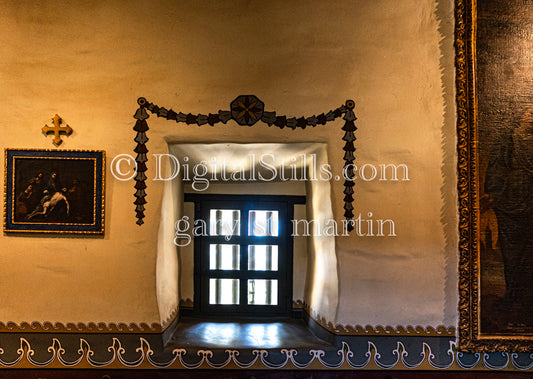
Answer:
[342,100,357,232]
[133,98,149,225]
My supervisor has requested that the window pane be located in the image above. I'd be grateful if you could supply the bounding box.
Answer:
[248,245,278,271]
[209,244,240,270]
[210,209,240,236]
[248,210,279,236]
[209,279,239,305]
[247,279,278,305]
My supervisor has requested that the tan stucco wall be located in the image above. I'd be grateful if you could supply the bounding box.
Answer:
[0,0,457,328]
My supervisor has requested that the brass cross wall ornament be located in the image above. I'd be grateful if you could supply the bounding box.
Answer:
[42,114,73,146]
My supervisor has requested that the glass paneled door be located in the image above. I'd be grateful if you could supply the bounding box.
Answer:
[185,194,304,317]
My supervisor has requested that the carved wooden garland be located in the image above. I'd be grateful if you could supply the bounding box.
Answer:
[133,96,357,231]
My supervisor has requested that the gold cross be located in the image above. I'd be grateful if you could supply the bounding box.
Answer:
[42,114,73,146]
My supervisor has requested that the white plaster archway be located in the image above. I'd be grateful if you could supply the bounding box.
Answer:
[156,143,339,327]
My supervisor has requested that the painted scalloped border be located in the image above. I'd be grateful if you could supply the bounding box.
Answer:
[0,336,530,370]
[0,321,162,334]
[299,301,456,337]
[0,300,454,336]
[161,306,179,329]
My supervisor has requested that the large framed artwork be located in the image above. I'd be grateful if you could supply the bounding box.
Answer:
[457,0,533,351]
[4,149,105,234]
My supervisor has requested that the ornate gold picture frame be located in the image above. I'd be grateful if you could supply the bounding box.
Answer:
[456,0,533,352]
[4,149,105,234]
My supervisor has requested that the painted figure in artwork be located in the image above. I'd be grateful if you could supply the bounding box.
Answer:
[46,171,62,194]
[27,188,70,220]
[484,108,533,323]
[15,183,33,217]
[15,169,87,223]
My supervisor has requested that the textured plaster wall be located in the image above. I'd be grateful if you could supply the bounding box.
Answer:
[0,0,457,328]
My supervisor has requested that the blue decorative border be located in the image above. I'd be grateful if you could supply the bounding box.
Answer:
[0,334,532,370]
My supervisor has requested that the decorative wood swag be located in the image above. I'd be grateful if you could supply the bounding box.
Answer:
[132,96,357,230]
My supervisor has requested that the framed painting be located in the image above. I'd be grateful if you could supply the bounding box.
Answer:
[4,149,105,234]
[456,0,533,351]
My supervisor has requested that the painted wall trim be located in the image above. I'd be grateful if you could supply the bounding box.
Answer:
[0,322,162,334]
[0,334,529,370]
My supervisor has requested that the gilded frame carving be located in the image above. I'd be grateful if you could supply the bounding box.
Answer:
[456,0,533,352]
[4,149,105,234]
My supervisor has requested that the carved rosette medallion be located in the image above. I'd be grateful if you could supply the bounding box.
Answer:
[230,95,265,126]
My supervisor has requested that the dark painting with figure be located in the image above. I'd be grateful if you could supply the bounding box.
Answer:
[477,0,533,335]
[4,149,105,234]
[13,158,95,224]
